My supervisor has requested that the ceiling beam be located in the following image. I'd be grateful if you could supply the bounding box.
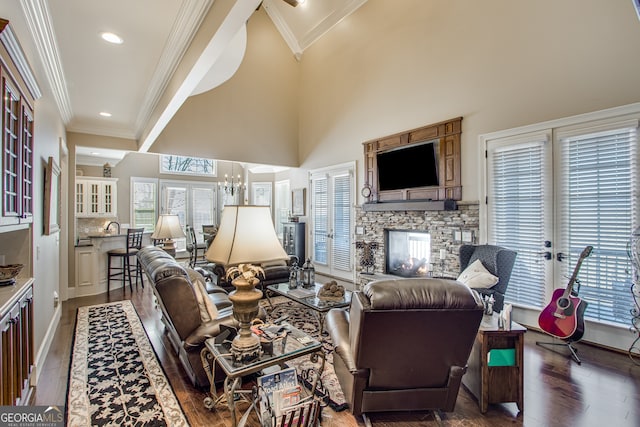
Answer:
[138,0,262,153]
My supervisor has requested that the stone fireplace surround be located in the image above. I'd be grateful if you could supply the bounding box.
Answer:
[355,201,479,285]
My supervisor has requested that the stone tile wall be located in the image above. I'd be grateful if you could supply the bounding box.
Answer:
[355,201,479,279]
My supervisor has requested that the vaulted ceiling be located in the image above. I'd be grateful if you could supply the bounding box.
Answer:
[16,0,367,165]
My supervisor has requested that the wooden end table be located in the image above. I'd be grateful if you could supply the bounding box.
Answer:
[461,313,527,413]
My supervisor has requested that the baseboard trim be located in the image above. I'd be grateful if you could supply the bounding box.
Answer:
[31,303,62,386]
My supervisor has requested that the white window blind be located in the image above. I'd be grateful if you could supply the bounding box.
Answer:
[312,176,328,264]
[558,125,638,326]
[489,140,547,308]
[332,174,352,272]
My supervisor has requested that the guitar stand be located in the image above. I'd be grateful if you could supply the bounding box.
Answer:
[536,340,581,364]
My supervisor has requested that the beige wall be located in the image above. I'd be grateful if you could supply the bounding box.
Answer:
[297,0,640,201]
[151,8,300,167]
[1,2,68,382]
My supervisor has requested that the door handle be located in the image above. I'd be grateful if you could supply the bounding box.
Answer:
[557,252,566,262]
[538,251,552,260]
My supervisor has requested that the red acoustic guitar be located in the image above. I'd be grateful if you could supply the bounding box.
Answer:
[538,246,593,341]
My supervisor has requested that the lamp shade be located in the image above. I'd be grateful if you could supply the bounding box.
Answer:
[150,214,185,240]
[206,205,288,265]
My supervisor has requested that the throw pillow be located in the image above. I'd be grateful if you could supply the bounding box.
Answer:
[186,268,219,322]
[457,259,499,289]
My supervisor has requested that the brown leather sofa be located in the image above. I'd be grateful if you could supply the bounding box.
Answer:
[137,246,240,388]
[213,256,299,293]
[325,278,484,420]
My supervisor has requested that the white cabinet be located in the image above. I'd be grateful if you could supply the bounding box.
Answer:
[75,246,95,287]
[75,177,117,217]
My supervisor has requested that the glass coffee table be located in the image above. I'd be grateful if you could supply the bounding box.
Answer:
[201,323,325,427]
[266,282,352,333]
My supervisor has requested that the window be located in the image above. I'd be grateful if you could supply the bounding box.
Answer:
[131,177,158,232]
[310,163,354,279]
[488,135,551,308]
[483,106,639,343]
[160,180,217,250]
[251,182,272,208]
[160,155,216,176]
[274,180,291,238]
[556,124,637,325]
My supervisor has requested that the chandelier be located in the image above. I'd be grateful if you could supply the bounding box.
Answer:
[223,166,245,196]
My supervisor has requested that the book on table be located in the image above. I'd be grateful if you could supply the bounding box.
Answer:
[287,288,316,298]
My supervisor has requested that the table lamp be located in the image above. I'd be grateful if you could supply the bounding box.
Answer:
[206,205,288,363]
[150,214,185,257]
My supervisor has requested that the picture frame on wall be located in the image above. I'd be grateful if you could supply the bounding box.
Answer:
[292,188,305,216]
[44,156,60,235]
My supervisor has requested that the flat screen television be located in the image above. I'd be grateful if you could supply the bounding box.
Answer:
[376,140,439,191]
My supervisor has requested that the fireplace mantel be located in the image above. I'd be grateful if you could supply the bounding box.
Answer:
[362,200,457,212]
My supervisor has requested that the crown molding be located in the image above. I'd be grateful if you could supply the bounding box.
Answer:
[263,0,368,60]
[299,0,367,51]
[262,0,303,60]
[0,20,42,100]
[20,0,72,122]
[66,123,136,141]
[134,0,213,139]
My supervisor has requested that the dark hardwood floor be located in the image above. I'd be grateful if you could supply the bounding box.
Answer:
[33,282,640,426]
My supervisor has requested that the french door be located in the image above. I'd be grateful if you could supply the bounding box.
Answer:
[485,113,638,337]
[310,164,354,280]
[160,180,217,251]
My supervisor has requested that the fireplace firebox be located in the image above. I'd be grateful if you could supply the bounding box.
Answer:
[385,229,431,277]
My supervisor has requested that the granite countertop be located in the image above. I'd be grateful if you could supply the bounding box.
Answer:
[75,230,152,247]
[84,231,152,238]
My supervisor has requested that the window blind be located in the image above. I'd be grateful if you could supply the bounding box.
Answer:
[489,140,547,308]
[312,176,328,264]
[558,125,638,326]
[332,174,352,272]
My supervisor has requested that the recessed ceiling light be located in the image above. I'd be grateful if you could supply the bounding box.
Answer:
[91,152,101,156]
[100,32,123,44]
[99,112,112,117]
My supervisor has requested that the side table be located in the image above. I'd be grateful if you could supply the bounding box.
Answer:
[200,323,325,427]
[461,313,527,413]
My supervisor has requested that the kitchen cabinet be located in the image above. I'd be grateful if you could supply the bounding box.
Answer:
[75,177,118,217]
[73,233,151,297]
[0,58,35,227]
[75,246,95,287]
[0,279,34,405]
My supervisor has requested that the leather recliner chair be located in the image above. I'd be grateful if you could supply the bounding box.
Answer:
[325,278,484,421]
[137,246,264,388]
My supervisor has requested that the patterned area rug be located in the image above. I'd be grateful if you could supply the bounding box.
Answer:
[263,296,349,412]
[66,301,188,426]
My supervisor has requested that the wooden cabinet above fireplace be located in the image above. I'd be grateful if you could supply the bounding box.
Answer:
[363,117,462,205]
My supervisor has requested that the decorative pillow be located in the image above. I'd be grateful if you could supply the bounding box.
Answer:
[186,268,218,322]
[457,259,499,289]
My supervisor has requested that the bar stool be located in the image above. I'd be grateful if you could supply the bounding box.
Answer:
[107,228,144,292]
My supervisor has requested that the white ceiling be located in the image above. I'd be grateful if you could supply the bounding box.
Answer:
[19,0,367,166]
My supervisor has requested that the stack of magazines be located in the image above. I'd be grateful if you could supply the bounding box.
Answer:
[258,367,320,426]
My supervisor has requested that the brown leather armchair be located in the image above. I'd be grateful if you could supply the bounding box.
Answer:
[325,278,484,421]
